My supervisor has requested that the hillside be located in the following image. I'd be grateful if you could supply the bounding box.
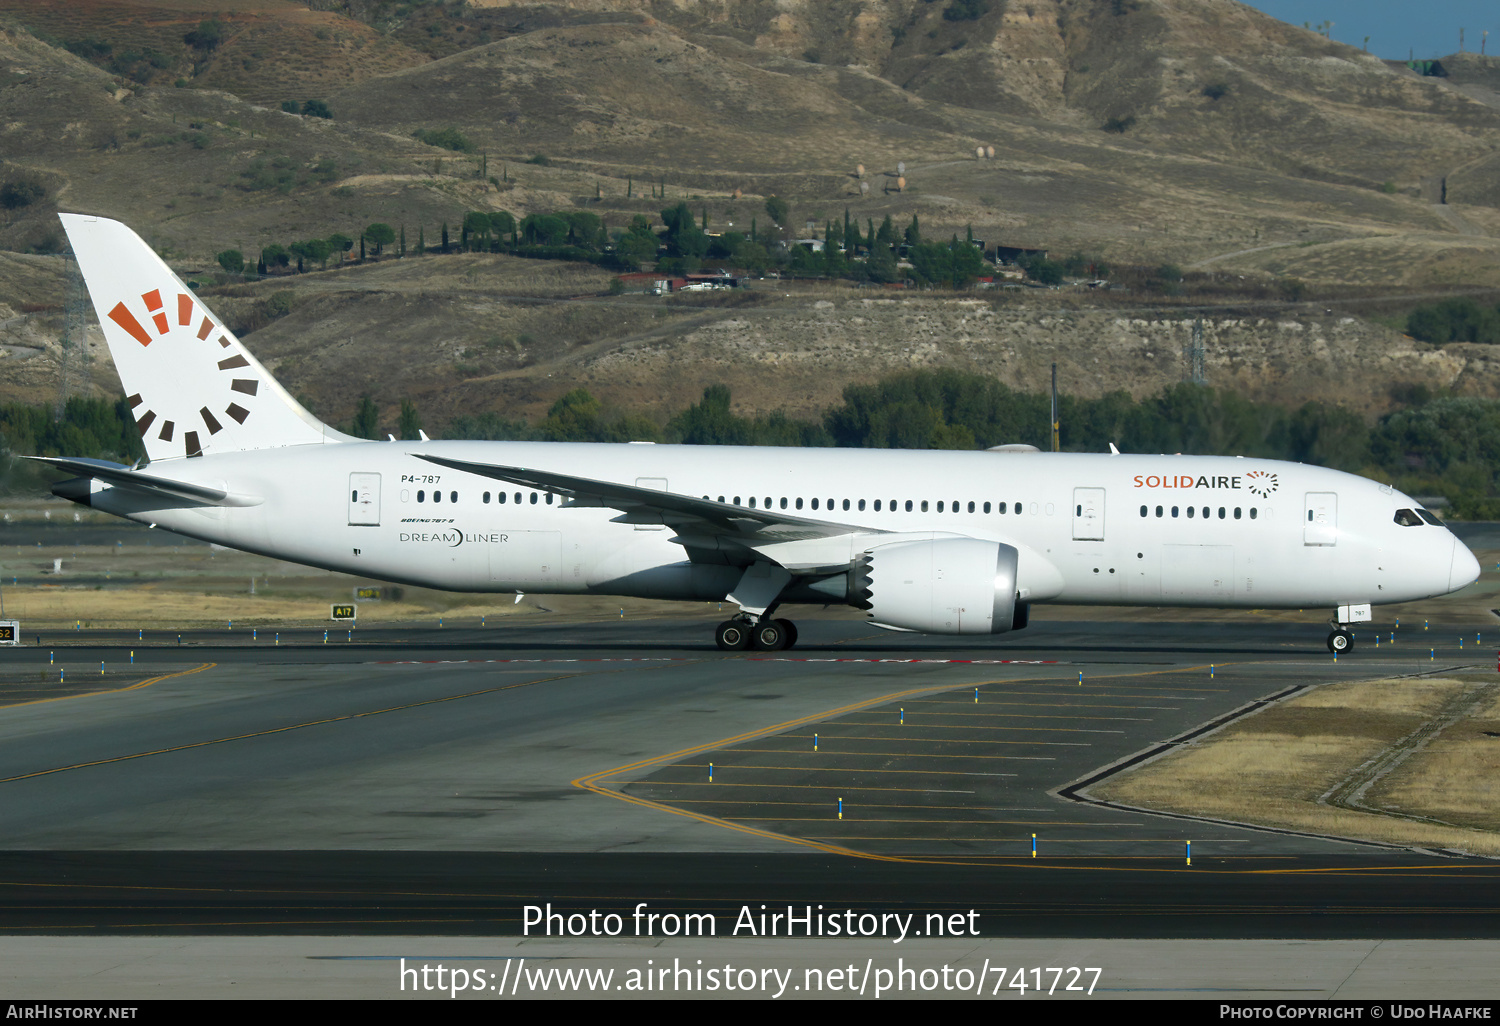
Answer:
[2,0,1500,430]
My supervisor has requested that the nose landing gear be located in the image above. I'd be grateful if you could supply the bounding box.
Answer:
[1327,628,1354,654]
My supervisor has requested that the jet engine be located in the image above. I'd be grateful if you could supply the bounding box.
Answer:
[848,538,1026,635]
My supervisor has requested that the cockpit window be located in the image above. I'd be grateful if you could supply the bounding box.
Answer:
[1417,508,1444,526]
[1394,509,1423,527]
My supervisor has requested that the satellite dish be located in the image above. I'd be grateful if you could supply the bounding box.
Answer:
[856,163,865,178]
[897,176,906,192]
[986,145,995,159]
[897,161,905,175]
[976,146,984,159]
[860,182,869,196]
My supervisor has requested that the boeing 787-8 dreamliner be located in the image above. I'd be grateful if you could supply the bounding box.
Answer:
[32,214,1481,652]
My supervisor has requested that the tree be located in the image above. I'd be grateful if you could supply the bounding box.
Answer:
[462,211,491,251]
[659,202,708,261]
[364,223,395,255]
[399,399,422,441]
[302,99,332,119]
[905,214,921,247]
[260,244,289,272]
[326,233,352,263]
[615,215,659,266]
[488,211,516,239]
[184,18,226,51]
[0,177,45,211]
[412,128,474,153]
[216,249,244,275]
[350,395,379,439]
[943,0,990,21]
[764,195,790,226]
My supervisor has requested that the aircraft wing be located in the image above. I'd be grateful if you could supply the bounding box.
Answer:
[26,456,261,507]
[414,453,875,542]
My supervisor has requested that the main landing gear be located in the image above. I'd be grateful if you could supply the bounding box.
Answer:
[715,617,799,652]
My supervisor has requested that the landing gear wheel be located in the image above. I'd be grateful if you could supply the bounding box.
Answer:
[1327,629,1354,654]
[751,620,788,651]
[715,620,752,651]
[773,619,798,650]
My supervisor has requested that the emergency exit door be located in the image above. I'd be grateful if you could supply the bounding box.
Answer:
[1073,487,1105,540]
[349,473,380,526]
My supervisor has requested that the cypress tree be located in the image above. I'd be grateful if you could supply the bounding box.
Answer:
[441,222,449,253]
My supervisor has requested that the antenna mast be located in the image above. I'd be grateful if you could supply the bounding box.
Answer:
[1050,362,1060,452]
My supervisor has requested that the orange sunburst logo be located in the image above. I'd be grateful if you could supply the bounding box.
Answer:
[1245,469,1279,498]
[110,289,262,458]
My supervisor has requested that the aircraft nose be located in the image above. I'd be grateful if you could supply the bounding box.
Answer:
[1450,537,1482,592]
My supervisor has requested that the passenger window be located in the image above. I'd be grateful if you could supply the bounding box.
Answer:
[1017,501,1024,515]
[451,491,458,503]
[1418,509,1444,526]
[1234,507,1241,520]
[734,496,741,505]
[1140,505,1147,517]
[1187,506,1194,518]
[905,500,914,512]
[718,495,725,503]
[795,497,803,510]
[937,501,945,513]
[530,492,538,505]
[483,492,490,503]
[1250,508,1257,519]
[1155,505,1163,518]
[1171,506,1179,518]
[433,491,441,504]
[983,502,991,513]
[417,490,425,502]
[1201,507,1209,519]
[351,490,358,502]
[514,492,521,504]
[1218,507,1226,519]
[856,499,863,511]
[498,492,507,504]
[546,493,553,505]
[968,501,975,513]
[920,500,929,512]
[750,496,757,508]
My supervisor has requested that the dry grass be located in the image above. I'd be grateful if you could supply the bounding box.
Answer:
[1094,674,1500,854]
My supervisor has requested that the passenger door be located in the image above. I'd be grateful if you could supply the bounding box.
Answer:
[1304,492,1337,546]
[348,473,380,526]
[1072,487,1105,541]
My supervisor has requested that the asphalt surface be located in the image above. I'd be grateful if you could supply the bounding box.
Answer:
[1,615,1498,940]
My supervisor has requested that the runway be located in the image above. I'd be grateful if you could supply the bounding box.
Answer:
[0,616,1497,927]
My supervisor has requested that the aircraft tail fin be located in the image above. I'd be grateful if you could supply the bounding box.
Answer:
[58,213,349,462]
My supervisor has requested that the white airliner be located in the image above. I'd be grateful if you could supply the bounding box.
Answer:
[34,214,1481,653]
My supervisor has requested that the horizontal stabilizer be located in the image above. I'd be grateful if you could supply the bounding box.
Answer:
[27,456,261,507]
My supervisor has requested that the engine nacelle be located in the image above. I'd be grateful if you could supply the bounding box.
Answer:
[850,538,1024,635]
